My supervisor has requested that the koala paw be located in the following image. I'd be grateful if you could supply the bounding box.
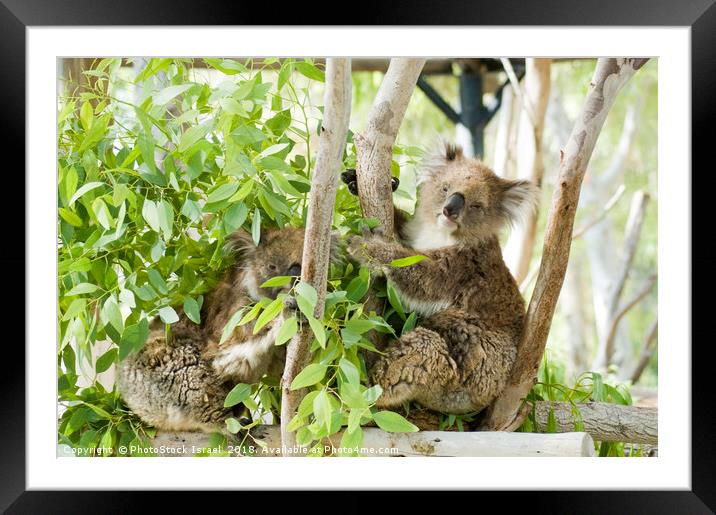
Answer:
[283,295,307,322]
[341,168,400,196]
[347,227,391,274]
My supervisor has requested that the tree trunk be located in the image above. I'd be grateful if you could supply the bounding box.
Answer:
[480,58,649,432]
[504,59,552,284]
[354,58,425,238]
[280,58,352,455]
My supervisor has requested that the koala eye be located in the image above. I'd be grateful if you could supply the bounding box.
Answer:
[441,185,449,193]
[470,202,483,210]
[268,264,278,272]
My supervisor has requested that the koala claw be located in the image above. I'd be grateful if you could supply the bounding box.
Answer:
[283,295,307,322]
[341,168,399,195]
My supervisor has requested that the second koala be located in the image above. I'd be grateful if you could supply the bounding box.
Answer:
[118,227,305,433]
[347,144,538,414]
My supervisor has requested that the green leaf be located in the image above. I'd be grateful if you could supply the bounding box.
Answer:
[178,121,212,153]
[220,97,249,117]
[80,101,93,130]
[275,316,298,346]
[65,283,99,296]
[183,296,201,324]
[225,417,241,434]
[223,203,248,233]
[158,306,179,324]
[372,410,419,433]
[181,198,202,222]
[62,298,87,321]
[153,84,192,106]
[147,269,168,294]
[142,200,161,233]
[344,319,375,335]
[290,363,327,390]
[253,297,283,334]
[157,199,174,240]
[257,143,289,159]
[307,315,326,348]
[390,255,427,267]
[295,61,325,82]
[363,385,383,404]
[339,357,360,385]
[340,426,363,453]
[207,182,239,204]
[119,319,149,360]
[295,282,317,310]
[101,297,124,333]
[95,348,118,374]
[58,207,83,227]
[232,125,266,145]
[219,308,247,345]
[387,281,406,320]
[260,276,292,288]
[313,390,332,430]
[224,383,252,407]
[251,209,261,246]
[69,182,105,207]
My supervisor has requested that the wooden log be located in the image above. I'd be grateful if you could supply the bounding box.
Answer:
[152,428,595,457]
[532,401,657,444]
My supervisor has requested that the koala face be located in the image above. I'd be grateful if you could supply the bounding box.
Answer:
[416,144,539,242]
[228,227,305,300]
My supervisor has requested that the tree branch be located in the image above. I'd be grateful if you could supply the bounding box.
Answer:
[532,401,657,444]
[630,318,659,384]
[480,58,649,432]
[280,58,352,456]
[354,58,425,237]
[504,58,552,284]
[572,184,626,238]
[604,274,657,364]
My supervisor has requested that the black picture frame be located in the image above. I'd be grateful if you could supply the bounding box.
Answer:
[4,0,712,511]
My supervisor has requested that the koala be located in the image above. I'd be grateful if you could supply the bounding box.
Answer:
[346,143,538,414]
[117,227,306,433]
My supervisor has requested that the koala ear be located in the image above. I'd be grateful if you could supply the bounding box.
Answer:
[497,179,540,227]
[225,228,257,255]
[418,141,464,185]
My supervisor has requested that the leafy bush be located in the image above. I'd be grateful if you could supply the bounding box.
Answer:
[57,57,422,456]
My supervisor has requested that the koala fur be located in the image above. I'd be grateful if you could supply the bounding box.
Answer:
[117,227,306,432]
[347,143,538,414]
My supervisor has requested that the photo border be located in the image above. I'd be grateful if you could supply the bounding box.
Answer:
[5,0,713,511]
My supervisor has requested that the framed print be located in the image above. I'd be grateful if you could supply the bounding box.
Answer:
[4,0,714,511]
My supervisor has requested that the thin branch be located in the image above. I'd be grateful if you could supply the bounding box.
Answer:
[280,58,352,456]
[630,318,659,384]
[604,274,657,363]
[572,184,626,239]
[500,58,536,127]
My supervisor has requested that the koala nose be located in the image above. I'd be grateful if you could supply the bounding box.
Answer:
[443,193,465,220]
[287,263,302,280]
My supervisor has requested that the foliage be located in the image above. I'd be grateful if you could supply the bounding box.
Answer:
[518,353,642,457]
[57,57,422,456]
